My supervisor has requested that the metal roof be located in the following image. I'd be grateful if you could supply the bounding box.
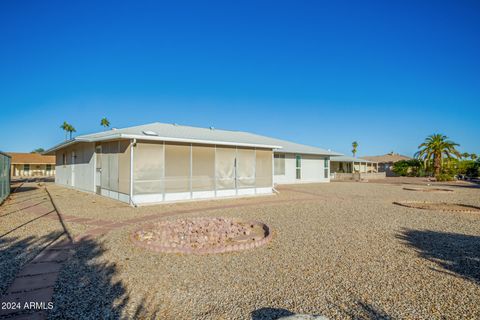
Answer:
[45,122,342,156]
[331,155,373,163]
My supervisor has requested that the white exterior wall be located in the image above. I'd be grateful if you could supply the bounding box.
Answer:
[274,153,330,184]
[55,142,96,192]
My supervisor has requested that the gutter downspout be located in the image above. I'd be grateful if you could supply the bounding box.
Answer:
[129,138,137,207]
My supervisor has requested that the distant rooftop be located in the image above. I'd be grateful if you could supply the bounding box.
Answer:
[8,152,55,164]
[45,122,342,156]
[331,155,372,163]
[361,152,411,163]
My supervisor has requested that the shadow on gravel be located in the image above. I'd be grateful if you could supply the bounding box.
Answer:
[49,237,160,319]
[10,186,39,193]
[0,231,64,295]
[251,304,391,320]
[398,229,480,284]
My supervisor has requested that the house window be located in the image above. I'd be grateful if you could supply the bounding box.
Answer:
[274,153,285,175]
[324,158,329,178]
[24,164,30,172]
[46,164,52,172]
[296,155,301,179]
[62,153,66,166]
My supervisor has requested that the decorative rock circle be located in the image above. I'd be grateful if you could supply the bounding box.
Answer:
[131,217,272,254]
[402,187,453,193]
[393,201,480,213]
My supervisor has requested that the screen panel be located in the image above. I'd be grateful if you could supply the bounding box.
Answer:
[255,149,273,187]
[133,141,164,194]
[109,141,119,192]
[164,143,191,193]
[237,148,255,188]
[101,143,110,189]
[192,145,215,191]
[118,140,131,194]
[215,147,236,190]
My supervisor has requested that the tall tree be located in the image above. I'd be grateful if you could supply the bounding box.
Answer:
[30,148,45,154]
[415,134,461,177]
[60,121,70,141]
[351,141,358,158]
[471,153,478,161]
[67,124,76,140]
[100,117,110,129]
[462,152,470,159]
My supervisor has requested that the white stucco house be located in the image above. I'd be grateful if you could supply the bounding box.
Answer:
[45,122,341,205]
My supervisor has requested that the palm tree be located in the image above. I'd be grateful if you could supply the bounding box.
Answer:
[462,152,470,159]
[352,141,358,158]
[100,117,110,129]
[471,153,478,161]
[60,121,70,141]
[67,124,76,140]
[415,134,461,177]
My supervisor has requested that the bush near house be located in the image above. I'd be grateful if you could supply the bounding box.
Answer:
[392,158,479,179]
[392,159,425,177]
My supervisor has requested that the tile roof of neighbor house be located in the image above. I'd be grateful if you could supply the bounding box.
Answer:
[361,153,412,163]
[45,122,343,156]
[8,152,55,164]
[330,155,373,163]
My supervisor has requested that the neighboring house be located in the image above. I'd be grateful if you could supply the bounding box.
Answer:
[45,122,341,205]
[0,151,11,204]
[362,152,411,177]
[8,153,56,177]
[330,155,385,180]
[330,155,377,174]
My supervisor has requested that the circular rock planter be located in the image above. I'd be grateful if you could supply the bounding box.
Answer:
[393,201,480,213]
[402,187,453,193]
[131,217,272,254]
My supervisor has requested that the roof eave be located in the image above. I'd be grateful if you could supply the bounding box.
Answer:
[121,134,282,149]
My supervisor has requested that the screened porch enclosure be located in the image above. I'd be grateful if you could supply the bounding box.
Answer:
[131,141,273,203]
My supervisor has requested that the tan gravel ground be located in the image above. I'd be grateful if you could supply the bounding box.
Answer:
[3,180,480,319]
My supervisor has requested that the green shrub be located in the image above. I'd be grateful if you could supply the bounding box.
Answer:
[392,159,423,176]
[435,173,455,181]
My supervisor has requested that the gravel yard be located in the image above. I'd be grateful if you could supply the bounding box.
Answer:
[2,180,480,319]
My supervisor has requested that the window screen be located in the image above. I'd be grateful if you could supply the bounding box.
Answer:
[274,153,285,175]
[133,141,164,194]
[255,149,273,187]
[237,148,255,188]
[192,145,215,191]
[164,143,191,193]
[215,147,236,190]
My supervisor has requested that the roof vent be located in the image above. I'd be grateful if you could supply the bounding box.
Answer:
[142,130,158,136]
[210,126,215,130]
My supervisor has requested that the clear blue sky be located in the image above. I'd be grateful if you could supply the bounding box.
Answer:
[1,0,479,156]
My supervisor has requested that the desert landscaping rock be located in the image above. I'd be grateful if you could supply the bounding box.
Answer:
[131,217,272,254]
[3,181,480,319]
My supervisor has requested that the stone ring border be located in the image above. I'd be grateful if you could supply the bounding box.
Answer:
[402,187,454,193]
[130,217,273,255]
[393,200,480,213]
